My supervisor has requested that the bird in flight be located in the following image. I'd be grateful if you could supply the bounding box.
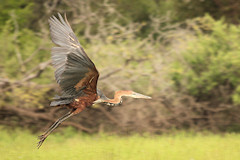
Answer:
[37,13,151,148]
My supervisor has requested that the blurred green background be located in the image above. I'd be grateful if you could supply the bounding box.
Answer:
[1,0,240,159]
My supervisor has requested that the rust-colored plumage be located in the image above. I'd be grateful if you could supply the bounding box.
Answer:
[37,13,151,148]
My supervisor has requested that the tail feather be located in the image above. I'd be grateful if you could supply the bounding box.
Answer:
[50,98,73,106]
[52,94,73,100]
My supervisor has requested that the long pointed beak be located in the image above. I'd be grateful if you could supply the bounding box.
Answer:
[132,92,152,99]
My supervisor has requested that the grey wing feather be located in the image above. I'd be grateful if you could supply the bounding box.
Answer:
[50,94,74,106]
[49,13,99,97]
[50,99,73,107]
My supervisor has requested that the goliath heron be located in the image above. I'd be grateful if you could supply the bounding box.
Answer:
[37,13,151,148]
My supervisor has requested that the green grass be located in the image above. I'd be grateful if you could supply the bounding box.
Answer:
[0,128,240,160]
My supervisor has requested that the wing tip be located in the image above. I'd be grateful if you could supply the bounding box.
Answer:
[57,12,62,19]
[48,12,63,23]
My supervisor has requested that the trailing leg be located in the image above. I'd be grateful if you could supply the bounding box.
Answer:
[37,110,75,149]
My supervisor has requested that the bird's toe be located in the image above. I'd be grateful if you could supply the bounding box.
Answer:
[37,135,47,149]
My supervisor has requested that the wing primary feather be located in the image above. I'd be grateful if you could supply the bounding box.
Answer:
[58,13,70,30]
[64,13,71,28]
[49,13,99,97]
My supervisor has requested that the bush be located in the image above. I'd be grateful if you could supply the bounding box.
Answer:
[0,0,34,30]
[170,15,240,104]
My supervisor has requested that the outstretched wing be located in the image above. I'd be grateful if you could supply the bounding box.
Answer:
[49,13,99,96]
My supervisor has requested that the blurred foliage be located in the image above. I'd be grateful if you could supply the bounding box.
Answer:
[0,25,49,79]
[0,0,34,30]
[1,0,240,132]
[0,0,51,80]
[171,0,240,24]
[170,15,240,104]
[1,84,53,109]
[115,0,159,22]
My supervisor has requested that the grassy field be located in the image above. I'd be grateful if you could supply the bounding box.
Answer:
[0,128,240,160]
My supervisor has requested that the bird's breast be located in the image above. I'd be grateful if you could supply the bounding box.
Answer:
[69,93,97,109]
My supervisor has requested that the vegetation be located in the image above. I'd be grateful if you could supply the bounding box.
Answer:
[1,0,240,133]
[1,128,240,160]
[170,15,240,104]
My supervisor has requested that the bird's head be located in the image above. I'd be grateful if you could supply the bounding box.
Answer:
[93,90,151,105]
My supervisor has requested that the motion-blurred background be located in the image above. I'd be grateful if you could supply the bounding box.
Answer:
[1,0,240,159]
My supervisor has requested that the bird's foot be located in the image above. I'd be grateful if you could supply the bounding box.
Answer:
[37,134,47,149]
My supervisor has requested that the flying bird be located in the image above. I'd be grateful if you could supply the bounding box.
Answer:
[37,13,151,148]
